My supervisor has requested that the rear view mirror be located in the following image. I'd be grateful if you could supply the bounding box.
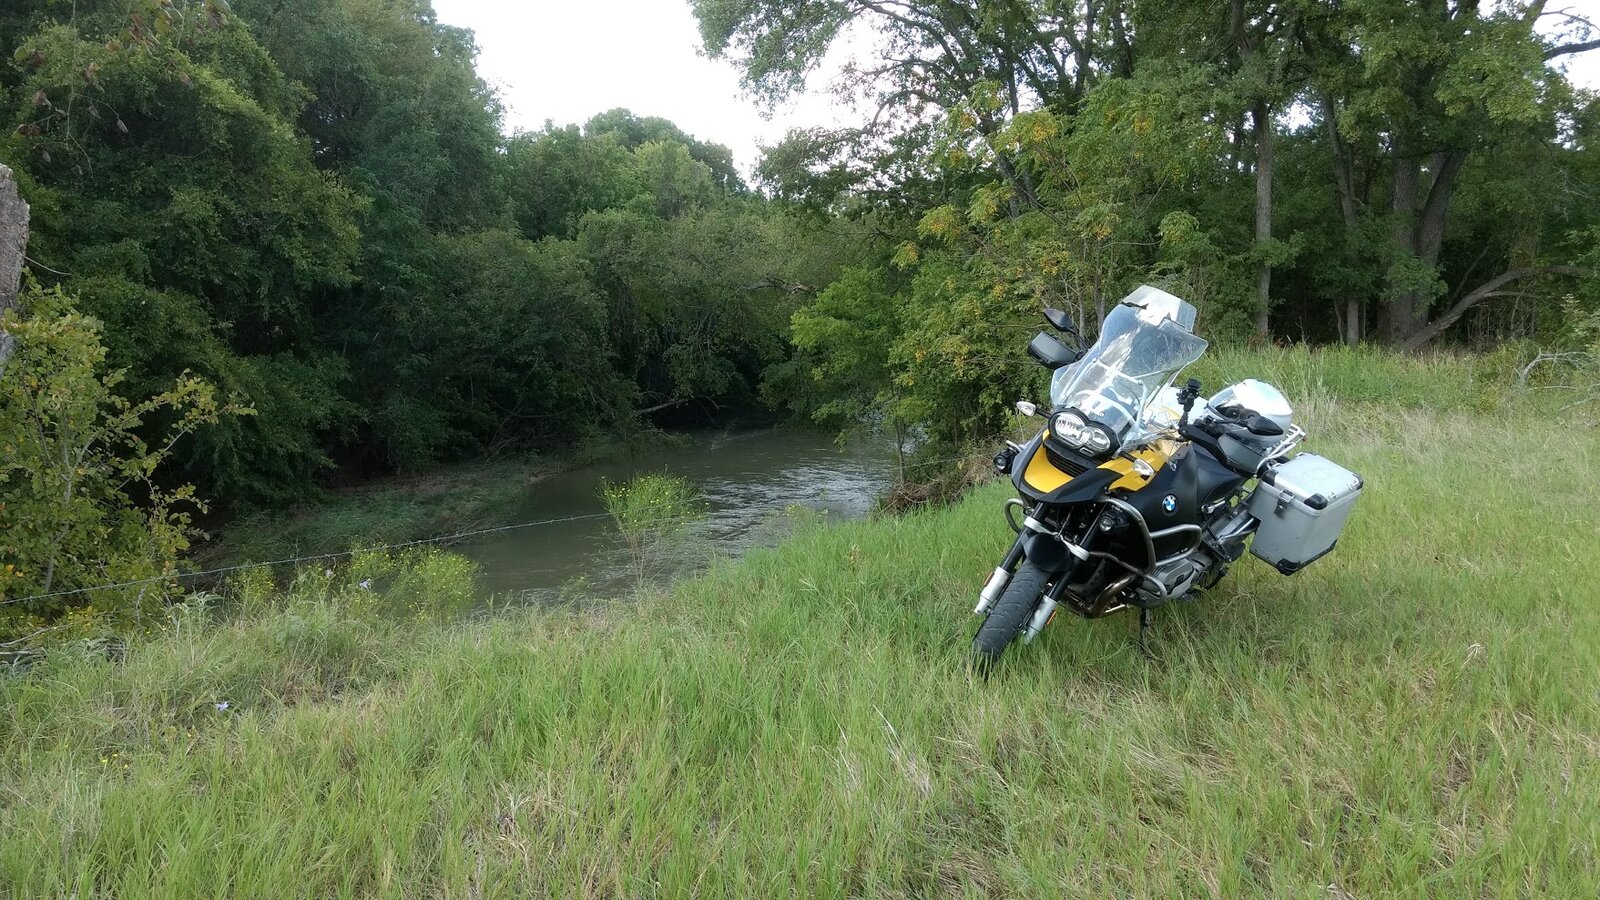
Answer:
[1043,308,1080,336]
[1027,332,1082,370]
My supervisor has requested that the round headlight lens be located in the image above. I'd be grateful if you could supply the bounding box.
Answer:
[1051,411,1086,445]
[1081,426,1114,456]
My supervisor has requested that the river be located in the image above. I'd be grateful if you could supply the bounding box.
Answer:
[460,427,896,601]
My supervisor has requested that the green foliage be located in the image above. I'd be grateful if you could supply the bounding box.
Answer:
[579,202,835,410]
[339,549,479,622]
[0,287,241,642]
[600,473,706,592]
[0,0,850,514]
[411,230,632,461]
[221,548,480,625]
[705,0,1599,450]
[586,107,745,194]
[3,1,362,505]
[781,266,903,431]
[503,125,638,240]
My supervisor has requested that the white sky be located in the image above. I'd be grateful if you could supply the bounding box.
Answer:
[430,0,861,173]
[432,0,1600,174]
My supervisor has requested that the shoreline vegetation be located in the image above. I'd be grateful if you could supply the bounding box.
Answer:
[200,342,1559,568]
[193,455,564,571]
[3,348,1597,895]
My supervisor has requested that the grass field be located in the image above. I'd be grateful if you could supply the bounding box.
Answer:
[3,348,1597,897]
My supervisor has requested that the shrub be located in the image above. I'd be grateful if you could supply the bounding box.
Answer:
[600,473,706,592]
[0,286,243,644]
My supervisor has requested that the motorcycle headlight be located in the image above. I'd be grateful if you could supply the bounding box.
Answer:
[1051,410,1118,459]
[1080,425,1115,457]
[1051,411,1087,445]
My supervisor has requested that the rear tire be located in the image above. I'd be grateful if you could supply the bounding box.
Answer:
[972,561,1050,673]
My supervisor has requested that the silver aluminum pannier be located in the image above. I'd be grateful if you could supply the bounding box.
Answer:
[1249,453,1363,575]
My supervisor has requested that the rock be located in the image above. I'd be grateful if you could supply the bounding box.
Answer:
[0,163,31,377]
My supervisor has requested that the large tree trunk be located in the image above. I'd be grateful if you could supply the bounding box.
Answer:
[1381,147,1471,347]
[1251,101,1274,338]
[1379,153,1423,345]
[0,164,31,379]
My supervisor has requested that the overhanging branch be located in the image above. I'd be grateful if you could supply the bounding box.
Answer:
[1403,265,1590,351]
[1546,37,1600,59]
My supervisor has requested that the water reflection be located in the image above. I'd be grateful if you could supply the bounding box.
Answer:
[461,428,894,601]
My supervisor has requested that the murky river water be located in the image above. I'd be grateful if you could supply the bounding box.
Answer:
[460,427,895,601]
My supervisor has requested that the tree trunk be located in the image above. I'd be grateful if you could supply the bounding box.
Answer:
[1324,98,1365,347]
[1415,149,1466,270]
[1251,101,1274,338]
[1381,147,1469,347]
[0,164,30,379]
[1380,153,1423,345]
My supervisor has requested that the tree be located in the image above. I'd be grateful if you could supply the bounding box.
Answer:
[585,108,745,194]
[695,0,1137,209]
[3,1,363,504]
[503,125,639,240]
[1298,0,1596,347]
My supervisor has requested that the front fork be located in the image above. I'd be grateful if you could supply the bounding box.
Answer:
[972,533,1026,616]
[973,530,1064,645]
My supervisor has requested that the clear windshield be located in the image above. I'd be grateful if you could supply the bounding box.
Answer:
[1049,298,1208,446]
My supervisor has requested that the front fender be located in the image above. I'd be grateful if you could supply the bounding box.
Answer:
[1020,530,1076,573]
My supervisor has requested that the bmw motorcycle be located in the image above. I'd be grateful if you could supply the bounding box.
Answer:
[972,286,1363,668]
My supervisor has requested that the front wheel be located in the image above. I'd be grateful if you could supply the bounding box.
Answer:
[972,561,1050,672]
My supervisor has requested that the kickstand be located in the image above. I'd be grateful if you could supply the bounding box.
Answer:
[1137,608,1157,661]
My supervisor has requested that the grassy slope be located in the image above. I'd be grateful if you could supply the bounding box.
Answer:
[3,349,1598,897]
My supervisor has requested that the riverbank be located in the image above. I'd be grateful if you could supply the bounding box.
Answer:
[200,344,1526,573]
[194,455,562,568]
[4,350,1597,895]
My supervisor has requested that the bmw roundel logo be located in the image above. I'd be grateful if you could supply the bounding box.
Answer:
[1161,494,1178,514]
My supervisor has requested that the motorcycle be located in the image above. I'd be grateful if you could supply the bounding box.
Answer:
[972,285,1364,668]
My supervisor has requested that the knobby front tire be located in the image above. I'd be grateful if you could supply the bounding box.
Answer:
[971,561,1049,673]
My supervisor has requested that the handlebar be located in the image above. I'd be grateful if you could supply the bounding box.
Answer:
[1178,419,1230,463]
[1180,417,1307,477]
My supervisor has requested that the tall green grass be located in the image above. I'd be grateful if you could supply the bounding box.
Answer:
[1189,343,1523,411]
[2,351,1597,897]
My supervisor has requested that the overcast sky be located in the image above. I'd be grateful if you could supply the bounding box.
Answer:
[432,0,1600,174]
[430,0,859,172]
